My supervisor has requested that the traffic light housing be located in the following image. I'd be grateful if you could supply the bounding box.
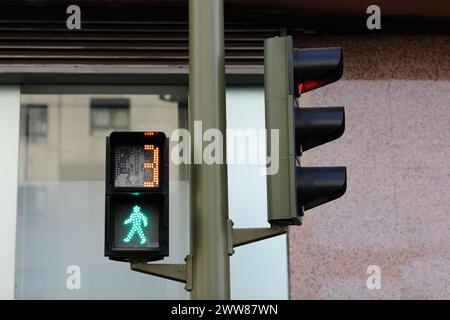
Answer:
[105,131,169,262]
[265,35,347,226]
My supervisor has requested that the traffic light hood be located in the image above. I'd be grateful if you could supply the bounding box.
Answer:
[294,106,345,154]
[291,46,343,96]
[296,167,347,211]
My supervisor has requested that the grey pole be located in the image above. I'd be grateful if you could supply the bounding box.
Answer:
[188,0,230,299]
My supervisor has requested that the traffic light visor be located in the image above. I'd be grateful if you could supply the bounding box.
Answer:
[293,47,343,95]
[296,166,347,211]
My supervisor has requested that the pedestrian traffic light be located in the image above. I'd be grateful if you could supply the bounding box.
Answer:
[265,35,347,226]
[105,131,169,262]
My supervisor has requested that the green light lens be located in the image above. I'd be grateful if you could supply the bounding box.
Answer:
[123,205,149,244]
[112,198,160,249]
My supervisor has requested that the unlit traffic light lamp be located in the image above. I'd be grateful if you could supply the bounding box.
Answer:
[105,132,169,262]
[265,35,347,226]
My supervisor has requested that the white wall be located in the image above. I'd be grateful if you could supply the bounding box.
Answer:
[227,87,289,299]
[0,86,20,299]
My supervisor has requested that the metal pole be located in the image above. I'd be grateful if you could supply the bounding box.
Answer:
[189,0,230,299]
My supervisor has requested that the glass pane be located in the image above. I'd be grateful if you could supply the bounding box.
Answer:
[15,87,189,299]
[25,104,48,142]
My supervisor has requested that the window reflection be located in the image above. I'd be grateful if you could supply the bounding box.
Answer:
[90,98,130,137]
[24,104,48,143]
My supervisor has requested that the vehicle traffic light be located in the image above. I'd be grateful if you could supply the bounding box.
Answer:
[265,35,347,226]
[105,131,169,262]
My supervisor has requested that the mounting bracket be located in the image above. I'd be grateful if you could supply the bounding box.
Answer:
[227,219,287,255]
[130,255,193,291]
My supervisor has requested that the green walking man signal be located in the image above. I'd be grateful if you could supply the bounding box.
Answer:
[123,205,149,244]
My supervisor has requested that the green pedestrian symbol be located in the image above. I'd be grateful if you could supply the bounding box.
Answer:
[123,205,149,244]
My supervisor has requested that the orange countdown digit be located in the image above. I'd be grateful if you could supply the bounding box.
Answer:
[143,144,159,188]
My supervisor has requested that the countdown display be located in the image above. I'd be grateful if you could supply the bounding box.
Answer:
[114,144,160,188]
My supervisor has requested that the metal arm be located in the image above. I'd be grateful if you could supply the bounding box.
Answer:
[130,255,193,291]
[227,220,287,255]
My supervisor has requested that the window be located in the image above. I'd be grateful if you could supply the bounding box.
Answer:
[24,104,48,143]
[90,98,130,137]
